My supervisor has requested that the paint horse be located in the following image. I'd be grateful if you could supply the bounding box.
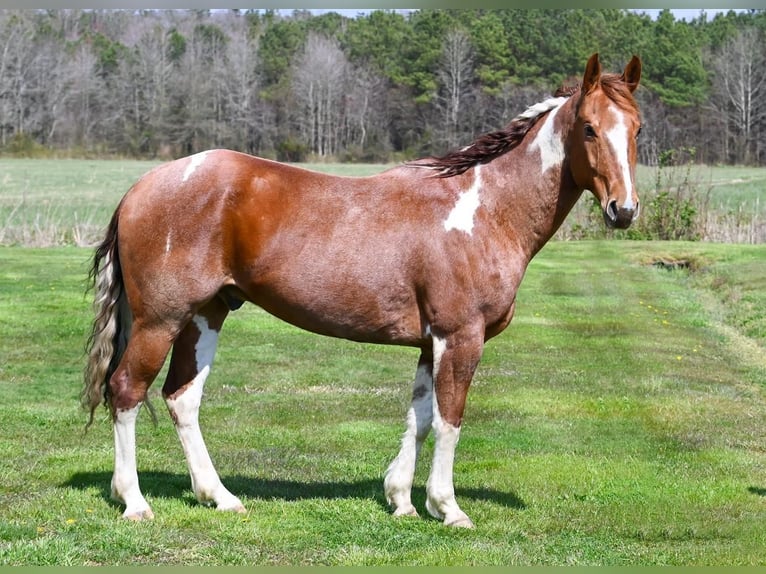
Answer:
[83,53,642,528]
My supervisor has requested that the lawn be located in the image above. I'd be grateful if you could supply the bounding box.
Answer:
[0,240,764,565]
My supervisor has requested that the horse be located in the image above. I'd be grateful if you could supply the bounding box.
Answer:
[83,53,642,528]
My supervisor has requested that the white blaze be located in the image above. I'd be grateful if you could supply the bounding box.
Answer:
[605,105,634,210]
[443,165,482,235]
[182,151,211,183]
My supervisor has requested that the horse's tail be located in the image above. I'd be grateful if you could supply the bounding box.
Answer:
[82,203,131,429]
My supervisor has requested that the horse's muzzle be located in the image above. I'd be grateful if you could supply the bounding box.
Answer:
[604,199,638,229]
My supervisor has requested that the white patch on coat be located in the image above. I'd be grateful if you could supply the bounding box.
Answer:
[606,105,634,210]
[192,315,218,370]
[528,98,567,174]
[182,151,211,183]
[443,165,482,235]
[432,336,447,372]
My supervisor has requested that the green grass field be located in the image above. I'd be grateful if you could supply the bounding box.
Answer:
[1,158,765,246]
[0,159,395,247]
[1,238,764,565]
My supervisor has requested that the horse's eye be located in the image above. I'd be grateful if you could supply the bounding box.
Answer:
[584,124,597,139]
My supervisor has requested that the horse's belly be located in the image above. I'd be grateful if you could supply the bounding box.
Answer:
[238,264,424,346]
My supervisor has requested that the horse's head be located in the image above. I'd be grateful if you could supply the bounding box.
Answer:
[569,53,642,229]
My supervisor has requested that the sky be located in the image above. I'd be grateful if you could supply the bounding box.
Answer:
[0,0,751,16]
[276,8,745,20]
[634,8,746,19]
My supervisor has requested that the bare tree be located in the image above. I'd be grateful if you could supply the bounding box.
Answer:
[62,42,107,149]
[0,13,39,146]
[292,32,349,157]
[343,64,389,158]
[708,27,766,165]
[219,14,271,154]
[434,27,475,151]
[127,17,175,155]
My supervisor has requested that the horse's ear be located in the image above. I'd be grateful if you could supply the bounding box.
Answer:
[582,53,601,93]
[622,55,642,93]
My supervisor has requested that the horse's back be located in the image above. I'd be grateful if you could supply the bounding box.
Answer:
[114,150,434,343]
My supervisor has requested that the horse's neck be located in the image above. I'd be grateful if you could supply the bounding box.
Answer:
[484,138,582,260]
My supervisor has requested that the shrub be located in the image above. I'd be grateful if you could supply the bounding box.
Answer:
[628,147,711,241]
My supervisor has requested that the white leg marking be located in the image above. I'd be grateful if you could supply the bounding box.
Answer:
[182,150,211,183]
[606,105,634,210]
[527,97,567,175]
[112,403,154,520]
[165,315,245,513]
[443,165,482,235]
[384,360,434,517]
[426,336,474,528]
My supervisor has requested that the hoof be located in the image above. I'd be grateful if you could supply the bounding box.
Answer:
[122,508,154,521]
[444,514,475,528]
[212,492,246,514]
[217,502,247,514]
[392,505,419,518]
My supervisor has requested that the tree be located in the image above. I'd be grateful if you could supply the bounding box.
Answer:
[343,64,390,159]
[344,10,411,84]
[434,27,475,151]
[642,10,708,107]
[291,32,349,157]
[708,26,766,164]
[220,13,272,155]
[1,8,766,166]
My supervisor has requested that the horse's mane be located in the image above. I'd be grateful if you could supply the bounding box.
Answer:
[415,72,637,178]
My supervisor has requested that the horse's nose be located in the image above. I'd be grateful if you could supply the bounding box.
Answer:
[604,198,636,229]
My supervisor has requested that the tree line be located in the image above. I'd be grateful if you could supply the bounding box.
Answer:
[1,8,765,165]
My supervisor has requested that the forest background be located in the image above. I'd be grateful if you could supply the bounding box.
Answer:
[1,8,765,167]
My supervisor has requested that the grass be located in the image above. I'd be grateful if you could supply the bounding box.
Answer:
[1,240,764,565]
[1,158,765,245]
[632,163,766,214]
[0,159,394,246]
[562,164,766,243]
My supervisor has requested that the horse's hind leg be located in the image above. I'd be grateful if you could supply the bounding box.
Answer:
[110,323,175,521]
[384,349,434,517]
[162,297,245,514]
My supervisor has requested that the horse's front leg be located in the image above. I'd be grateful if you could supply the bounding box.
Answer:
[425,328,484,528]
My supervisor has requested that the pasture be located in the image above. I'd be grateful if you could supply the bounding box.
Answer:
[1,158,766,247]
[1,247,765,565]
[0,159,765,565]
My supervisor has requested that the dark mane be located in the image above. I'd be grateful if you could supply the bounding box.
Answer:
[411,112,558,179]
[414,72,637,179]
